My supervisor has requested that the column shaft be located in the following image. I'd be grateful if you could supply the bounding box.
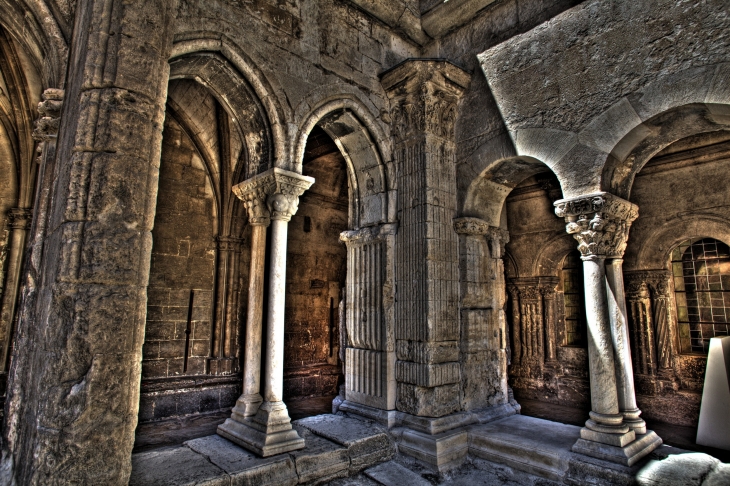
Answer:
[582,257,621,418]
[605,259,646,433]
[264,217,288,403]
[237,223,267,416]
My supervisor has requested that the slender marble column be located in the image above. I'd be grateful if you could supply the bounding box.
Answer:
[228,192,270,418]
[606,259,646,434]
[556,193,661,466]
[218,168,313,457]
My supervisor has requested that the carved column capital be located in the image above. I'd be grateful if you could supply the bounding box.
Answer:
[554,192,638,258]
[32,88,64,142]
[232,168,314,224]
[624,270,672,297]
[8,208,32,230]
[381,60,471,143]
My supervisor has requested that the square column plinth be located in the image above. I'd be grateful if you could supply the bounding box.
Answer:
[218,401,304,457]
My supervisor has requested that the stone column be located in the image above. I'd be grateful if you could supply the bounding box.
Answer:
[3,1,177,483]
[339,223,398,411]
[0,209,32,372]
[227,189,270,417]
[606,259,646,434]
[382,60,470,418]
[555,192,661,466]
[218,168,312,457]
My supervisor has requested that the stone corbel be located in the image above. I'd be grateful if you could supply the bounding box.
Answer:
[340,223,398,247]
[32,88,64,143]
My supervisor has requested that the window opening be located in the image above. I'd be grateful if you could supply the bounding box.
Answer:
[672,238,730,354]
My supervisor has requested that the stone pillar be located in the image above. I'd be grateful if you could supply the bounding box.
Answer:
[218,168,312,457]
[0,209,32,372]
[555,192,661,466]
[382,60,470,419]
[3,1,177,483]
[339,223,398,411]
[454,217,511,411]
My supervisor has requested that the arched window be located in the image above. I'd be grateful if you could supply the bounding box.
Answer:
[561,250,587,347]
[672,238,730,354]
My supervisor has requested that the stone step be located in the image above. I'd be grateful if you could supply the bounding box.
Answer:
[294,415,395,475]
[364,461,432,486]
[130,414,393,485]
[468,414,579,481]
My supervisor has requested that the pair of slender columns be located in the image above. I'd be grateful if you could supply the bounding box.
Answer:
[555,193,660,465]
[218,168,314,457]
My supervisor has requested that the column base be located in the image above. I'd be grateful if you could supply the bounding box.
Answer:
[572,429,662,466]
[230,393,263,420]
[622,408,647,435]
[217,400,304,457]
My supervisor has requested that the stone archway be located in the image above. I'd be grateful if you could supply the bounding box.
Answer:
[294,100,397,414]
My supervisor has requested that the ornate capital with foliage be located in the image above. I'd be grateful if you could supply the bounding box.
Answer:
[554,192,638,258]
[381,60,470,144]
[232,168,314,224]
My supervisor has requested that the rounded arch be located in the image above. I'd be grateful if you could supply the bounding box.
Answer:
[628,214,730,271]
[532,233,578,277]
[462,155,560,227]
[170,37,288,168]
[295,97,392,229]
[602,103,730,199]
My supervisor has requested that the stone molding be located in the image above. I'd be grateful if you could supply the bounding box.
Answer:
[232,168,314,224]
[8,208,33,231]
[216,236,243,252]
[32,88,64,142]
[554,192,638,258]
[381,60,471,144]
[340,223,398,246]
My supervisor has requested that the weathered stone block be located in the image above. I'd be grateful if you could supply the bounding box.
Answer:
[290,425,349,484]
[396,383,460,417]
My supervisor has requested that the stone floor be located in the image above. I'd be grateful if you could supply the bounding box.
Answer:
[130,412,730,486]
